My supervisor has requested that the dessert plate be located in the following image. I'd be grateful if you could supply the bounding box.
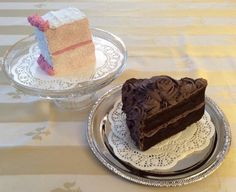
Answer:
[87,85,231,187]
[2,28,127,99]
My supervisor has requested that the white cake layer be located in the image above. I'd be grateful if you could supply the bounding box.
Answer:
[36,7,86,66]
[42,7,86,29]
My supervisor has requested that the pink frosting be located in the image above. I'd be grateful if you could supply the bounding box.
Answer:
[52,40,92,56]
[27,15,49,31]
[37,54,54,76]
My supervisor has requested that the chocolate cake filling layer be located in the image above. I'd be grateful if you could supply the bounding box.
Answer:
[122,75,207,151]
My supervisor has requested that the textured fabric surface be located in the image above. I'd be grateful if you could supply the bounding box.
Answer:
[0,0,236,191]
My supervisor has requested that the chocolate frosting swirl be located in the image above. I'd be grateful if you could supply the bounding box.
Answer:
[122,75,207,121]
[154,76,179,105]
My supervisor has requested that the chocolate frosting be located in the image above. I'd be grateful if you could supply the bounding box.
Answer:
[122,76,207,149]
[122,76,207,119]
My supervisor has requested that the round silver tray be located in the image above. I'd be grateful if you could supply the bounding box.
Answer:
[2,28,127,110]
[87,85,231,187]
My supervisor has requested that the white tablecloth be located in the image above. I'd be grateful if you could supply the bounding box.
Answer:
[0,0,236,191]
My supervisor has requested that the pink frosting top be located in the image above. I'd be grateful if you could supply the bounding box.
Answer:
[27,15,49,31]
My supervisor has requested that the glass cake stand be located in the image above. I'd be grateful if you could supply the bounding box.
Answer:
[2,28,127,110]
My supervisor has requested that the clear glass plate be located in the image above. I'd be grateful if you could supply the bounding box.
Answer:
[3,29,127,98]
[2,28,127,110]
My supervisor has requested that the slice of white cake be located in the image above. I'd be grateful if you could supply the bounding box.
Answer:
[28,7,96,79]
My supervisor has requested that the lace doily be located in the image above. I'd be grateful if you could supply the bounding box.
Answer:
[108,100,215,171]
[11,36,122,91]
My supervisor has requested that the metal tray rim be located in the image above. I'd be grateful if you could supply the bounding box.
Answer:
[87,85,231,187]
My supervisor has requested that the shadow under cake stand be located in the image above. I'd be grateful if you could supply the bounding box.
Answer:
[2,28,127,110]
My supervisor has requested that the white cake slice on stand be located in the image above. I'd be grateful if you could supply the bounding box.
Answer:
[28,7,96,79]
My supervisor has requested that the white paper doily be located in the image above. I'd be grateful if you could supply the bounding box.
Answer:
[11,36,123,91]
[108,100,215,171]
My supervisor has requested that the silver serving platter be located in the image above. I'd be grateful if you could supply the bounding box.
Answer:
[87,85,231,187]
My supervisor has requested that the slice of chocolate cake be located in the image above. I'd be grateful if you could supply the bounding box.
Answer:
[122,76,207,151]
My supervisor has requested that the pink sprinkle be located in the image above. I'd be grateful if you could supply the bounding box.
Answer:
[37,54,55,76]
[28,15,49,31]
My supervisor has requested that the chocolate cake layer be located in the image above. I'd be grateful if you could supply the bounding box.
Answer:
[141,105,205,151]
[122,75,207,151]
